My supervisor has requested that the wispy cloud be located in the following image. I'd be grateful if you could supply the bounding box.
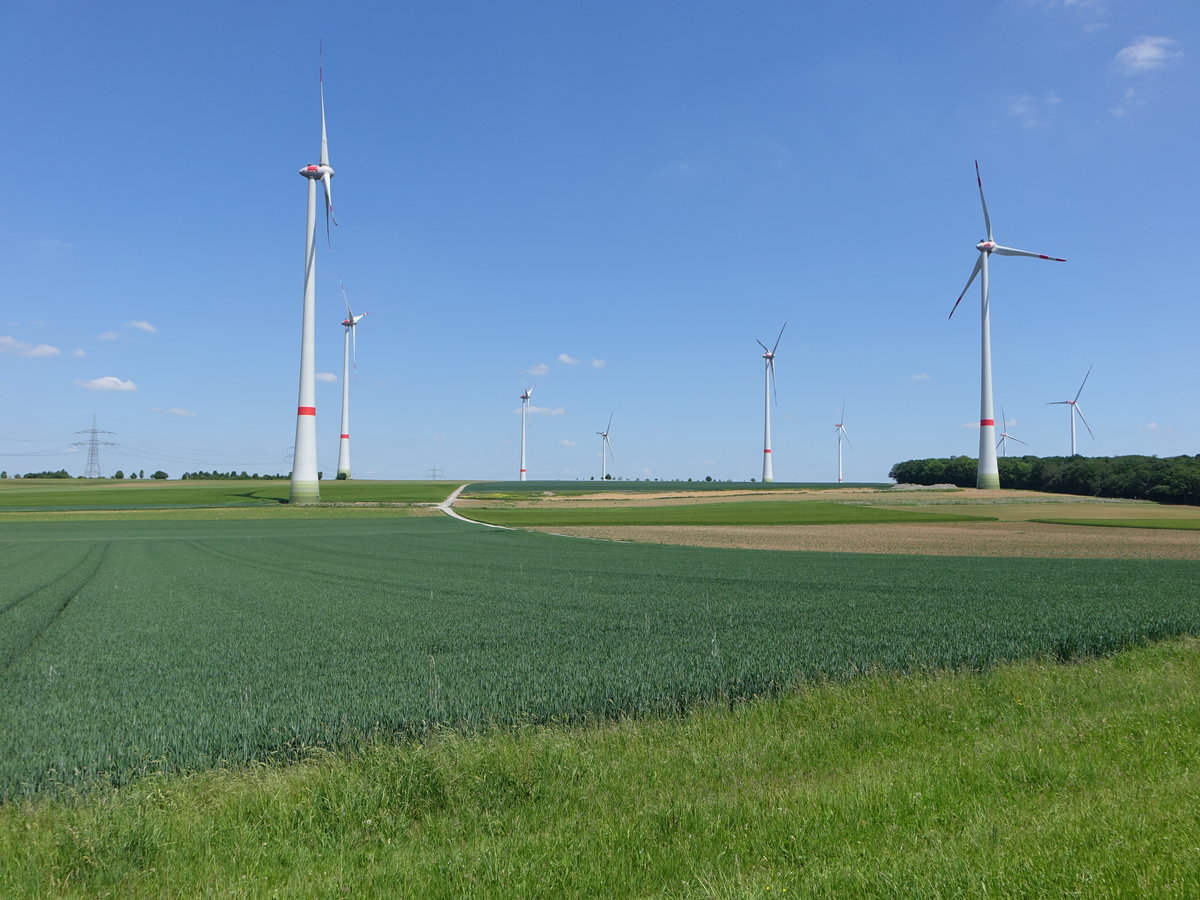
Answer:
[526,406,565,416]
[76,376,136,391]
[125,320,157,334]
[315,372,338,382]
[1116,36,1182,74]
[592,358,606,368]
[37,238,72,250]
[525,363,549,376]
[153,407,196,417]
[0,335,61,358]
[1007,91,1061,128]
[559,439,577,447]
[97,331,120,341]
[911,373,931,381]
[1141,422,1173,432]
[558,353,581,365]
[72,348,86,358]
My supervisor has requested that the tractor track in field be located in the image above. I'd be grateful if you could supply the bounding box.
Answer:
[0,542,109,671]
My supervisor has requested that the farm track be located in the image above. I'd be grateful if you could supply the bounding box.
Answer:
[0,541,109,670]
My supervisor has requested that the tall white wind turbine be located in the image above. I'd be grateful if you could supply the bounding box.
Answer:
[756,322,786,483]
[995,406,1028,457]
[597,412,614,481]
[949,161,1065,490]
[518,382,534,481]
[290,47,337,504]
[336,279,368,479]
[834,400,851,484]
[1047,365,1095,456]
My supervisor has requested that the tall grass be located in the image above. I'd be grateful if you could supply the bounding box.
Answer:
[3,638,1198,897]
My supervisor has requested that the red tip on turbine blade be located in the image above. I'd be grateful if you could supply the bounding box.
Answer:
[1040,255,1066,261]
[948,296,964,319]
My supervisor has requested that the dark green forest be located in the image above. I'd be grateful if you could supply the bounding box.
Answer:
[889,455,1200,505]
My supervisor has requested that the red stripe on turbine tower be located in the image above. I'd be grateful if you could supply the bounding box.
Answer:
[764,448,772,453]
[299,406,317,416]
[981,419,994,426]
[340,433,349,439]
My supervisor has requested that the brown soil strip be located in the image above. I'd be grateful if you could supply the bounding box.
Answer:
[526,522,1200,560]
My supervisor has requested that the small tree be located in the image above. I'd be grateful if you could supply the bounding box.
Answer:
[113,470,124,479]
[139,469,145,479]
[151,470,168,480]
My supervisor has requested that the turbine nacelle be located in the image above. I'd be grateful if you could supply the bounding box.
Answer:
[300,164,334,180]
[976,240,995,252]
[341,312,367,327]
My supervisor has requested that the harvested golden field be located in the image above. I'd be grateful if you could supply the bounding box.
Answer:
[498,488,1200,559]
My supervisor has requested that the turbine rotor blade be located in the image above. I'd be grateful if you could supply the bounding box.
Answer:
[842,427,852,449]
[755,338,770,353]
[606,411,613,434]
[1074,364,1093,403]
[769,358,778,405]
[950,255,983,318]
[991,245,1065,262]
[1075,404,1096,439]
[319,43,330,168]
[975,160,993,243]
[771,321,787,354]
[339,275,353,318]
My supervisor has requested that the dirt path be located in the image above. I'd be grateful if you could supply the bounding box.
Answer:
[528,521,1200,560]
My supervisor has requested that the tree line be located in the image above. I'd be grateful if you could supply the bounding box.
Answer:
[889,455,1200,505]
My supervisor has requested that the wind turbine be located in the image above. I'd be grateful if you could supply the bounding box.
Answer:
[1047,365,1094,456]
[336,278,368,479]
[995,406,1028,457]
[518,382,534,481]
[834,400,851,484]
[756,322,786,483]
[290,46,337,505]
[597,412,614,481]
[949,161,1065,490]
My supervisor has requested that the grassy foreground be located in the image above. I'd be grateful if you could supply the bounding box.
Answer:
[3,638,1198,897]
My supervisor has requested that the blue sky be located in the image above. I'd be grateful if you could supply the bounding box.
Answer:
[2,0,1196,483]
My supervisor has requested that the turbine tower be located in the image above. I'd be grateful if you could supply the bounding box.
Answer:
[336,278,367,479]
[949,161,1065,490]
[1047,365,1094,456]
[290,47,337,504]
[518,382,534,481]
[834,400,851,484]
[756,323,786,483]
[996,405,1027,457]
[597,412,614,481]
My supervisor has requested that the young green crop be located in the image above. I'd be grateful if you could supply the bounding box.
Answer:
[462,500,995,527]
[2,516,1198,798]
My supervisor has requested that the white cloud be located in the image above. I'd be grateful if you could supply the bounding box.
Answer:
[153,407,196,417]
[316,372,338,382]
[97,331,120,340]
[559,439,577,447]
[592,358,606,368]
[1141,422,1173,432]
[526,406,565,416]
[0,335,61,357]
[558,353,581,365]
[911,373,930,381]
[72,348,86,357]
[76,376,136,391]
[1116,36,1182,74]
[37,238,72,250]
[525,363,549,376]
[125,320,157,334]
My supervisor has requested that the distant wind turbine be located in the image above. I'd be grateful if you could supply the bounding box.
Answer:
[1047,365,1095,456]
[290,45,337,505]
[834,400,851,483]
[756,322,786,483]
[597,412,614,480]
[336,278,367,479]
[949,161,1065,489]
[518,382,534,481]
[995,406,1027,457]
